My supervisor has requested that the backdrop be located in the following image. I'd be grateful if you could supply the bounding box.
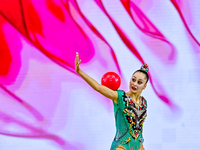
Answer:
[0,0,199,150]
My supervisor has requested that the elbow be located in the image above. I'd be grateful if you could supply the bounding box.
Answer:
[94,84,101,92]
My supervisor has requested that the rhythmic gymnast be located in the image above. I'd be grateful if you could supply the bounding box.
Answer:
[75,52,148,150]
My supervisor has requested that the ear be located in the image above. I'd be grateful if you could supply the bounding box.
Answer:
[143,83,147,89]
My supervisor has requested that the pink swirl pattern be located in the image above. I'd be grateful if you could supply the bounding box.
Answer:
[0,0,198,149]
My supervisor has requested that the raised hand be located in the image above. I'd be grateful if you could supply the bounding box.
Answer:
[74,53,118,102]
[75,52,81,73]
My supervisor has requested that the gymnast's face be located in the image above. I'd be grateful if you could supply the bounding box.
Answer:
[129,72,147,94]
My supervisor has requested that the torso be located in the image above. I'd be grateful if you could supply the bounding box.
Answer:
[111,90,147,150]
[122,93,147,140]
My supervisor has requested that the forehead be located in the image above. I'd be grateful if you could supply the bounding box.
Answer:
[132,72,146,80]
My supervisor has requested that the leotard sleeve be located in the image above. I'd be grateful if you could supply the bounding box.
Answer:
[116,90,126,111]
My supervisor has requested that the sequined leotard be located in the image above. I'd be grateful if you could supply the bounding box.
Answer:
[110,90,147,150]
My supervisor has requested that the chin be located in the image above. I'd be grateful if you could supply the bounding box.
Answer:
[130,89,137,93]
[131,89,143,94]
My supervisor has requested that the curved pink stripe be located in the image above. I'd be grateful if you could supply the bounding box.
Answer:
[0,2,82,147]
[46,0,65,22]
[149,76,173,106]
[0,111,80,150]
[121,0,176,61]
[121,0,163,36]
[0,17,22,86]
[94,0,175,107]
[94,0,144,63]
[22,0,94,73]
[0,84,44,121]
[62,0,122,74]
[0,0,95,75]
[171,0,200,46]
[0,11,77,75]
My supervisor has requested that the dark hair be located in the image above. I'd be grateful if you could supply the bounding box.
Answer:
[133,69,149,84]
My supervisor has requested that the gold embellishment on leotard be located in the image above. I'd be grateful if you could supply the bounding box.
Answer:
[122,137,131,144]
[129,122,141,140]
[122,92,147,142]
[123,108,135,117]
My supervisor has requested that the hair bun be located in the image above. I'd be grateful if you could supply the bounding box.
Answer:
[140,64,149,72]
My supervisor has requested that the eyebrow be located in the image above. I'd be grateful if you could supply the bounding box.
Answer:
[132,76,144,81]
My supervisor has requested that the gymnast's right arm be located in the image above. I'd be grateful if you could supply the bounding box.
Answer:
[75,52,118,104]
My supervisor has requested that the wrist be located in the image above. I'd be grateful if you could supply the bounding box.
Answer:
[77,69,82,75]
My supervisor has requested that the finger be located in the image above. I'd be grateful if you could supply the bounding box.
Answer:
[78,61,81,66]
[76,52,79,60]
[75,52,79,63]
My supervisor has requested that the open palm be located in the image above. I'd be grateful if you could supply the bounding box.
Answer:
[75,52,81,73]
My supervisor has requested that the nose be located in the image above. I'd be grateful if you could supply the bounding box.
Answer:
[132,82,137,86]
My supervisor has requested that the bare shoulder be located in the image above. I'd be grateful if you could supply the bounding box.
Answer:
[96,85,118,103]
[112,90,118,104]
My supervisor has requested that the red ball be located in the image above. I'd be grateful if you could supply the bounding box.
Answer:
[101,72,121,90]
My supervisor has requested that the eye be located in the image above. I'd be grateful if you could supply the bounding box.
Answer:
[138,81,142,84]
[132,78,136,82]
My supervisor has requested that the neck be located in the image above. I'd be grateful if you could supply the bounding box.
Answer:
[127,91,142,103]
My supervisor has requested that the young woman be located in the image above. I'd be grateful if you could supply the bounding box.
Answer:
[75,52,148,150]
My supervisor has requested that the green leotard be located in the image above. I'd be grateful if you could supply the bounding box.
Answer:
[110,90,147,150]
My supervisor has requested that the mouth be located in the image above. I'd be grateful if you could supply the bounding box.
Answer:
[132,86,137,90]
